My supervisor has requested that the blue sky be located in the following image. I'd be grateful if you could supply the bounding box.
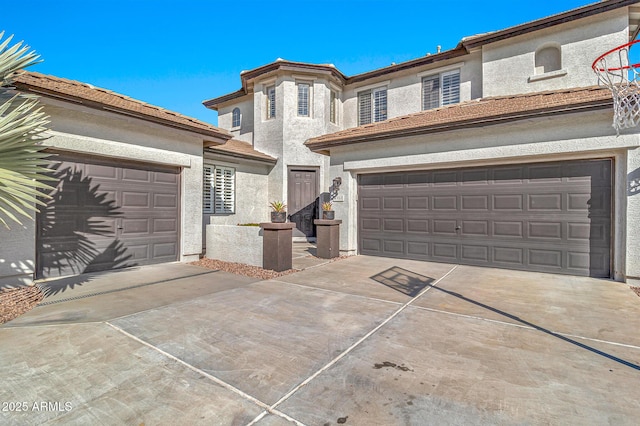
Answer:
[2,0,592,125]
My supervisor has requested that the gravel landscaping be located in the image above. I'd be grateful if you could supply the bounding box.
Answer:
[190,258,300,280]
[0,286,44,325]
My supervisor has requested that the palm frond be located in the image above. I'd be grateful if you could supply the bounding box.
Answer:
[0,31,52,228]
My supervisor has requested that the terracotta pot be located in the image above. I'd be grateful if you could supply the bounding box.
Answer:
[271,211,287,223]
[322,210,335,220]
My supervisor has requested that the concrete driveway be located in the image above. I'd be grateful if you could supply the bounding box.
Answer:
[1,257,639,425]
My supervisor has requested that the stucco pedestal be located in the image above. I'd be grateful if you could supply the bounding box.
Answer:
[260,222,296,271]
[314,219,342,259]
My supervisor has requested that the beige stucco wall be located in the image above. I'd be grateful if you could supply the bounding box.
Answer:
[482,8,628,97]
[0,98,208,287]
[627,147,640,282]
[218,96,254,144]
[327,109,640,282]
[342,52,482,129]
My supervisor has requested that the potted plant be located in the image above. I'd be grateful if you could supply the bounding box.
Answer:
[322,201,335,220]
[270,201,287,223]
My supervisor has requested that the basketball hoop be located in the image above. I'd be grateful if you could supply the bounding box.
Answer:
[592,39,640,134]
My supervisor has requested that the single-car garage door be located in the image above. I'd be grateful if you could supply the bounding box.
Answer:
[36,153,180,279]
[358,159,612,277]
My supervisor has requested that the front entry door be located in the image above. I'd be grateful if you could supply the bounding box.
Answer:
[288,169,318,238]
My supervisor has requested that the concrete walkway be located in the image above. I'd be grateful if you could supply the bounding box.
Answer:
[1,257,639,425]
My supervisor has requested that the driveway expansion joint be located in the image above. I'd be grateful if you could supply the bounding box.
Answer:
[104,321,305,426]
[248,265,459,423]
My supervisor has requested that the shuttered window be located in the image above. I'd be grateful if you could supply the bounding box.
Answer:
[422,69,460,110]
[297,82,310,116]
[203,164,235,214]
[442,70,460,106]
[266,85,276,119]
[422,75,440,110]
[358,87,387,125]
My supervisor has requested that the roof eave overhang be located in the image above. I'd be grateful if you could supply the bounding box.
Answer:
[462,0,638,50]
[305,99,613,153]
[346,46,469,85]
[16,83,232,141]
[204,148,277,165]
[202,88,248,111]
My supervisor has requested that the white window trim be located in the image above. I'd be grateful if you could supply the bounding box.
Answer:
[203,164,235,215]
[417,62,465,78]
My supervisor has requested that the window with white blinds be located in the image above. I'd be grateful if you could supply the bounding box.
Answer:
[422,69,460,110]
[266,85,276,119]
[203,164,235,214]
[297,82,310,116]
[358,87,387,125]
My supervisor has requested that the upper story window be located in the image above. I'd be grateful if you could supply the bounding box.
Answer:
[266,85,276,119]
[535,46,561,75]
[330,90,337,124]
[297,82,311,117]
[358,87,387,125]
[422,69,460,110]
[203,164,235,214]
[232,107,241,128]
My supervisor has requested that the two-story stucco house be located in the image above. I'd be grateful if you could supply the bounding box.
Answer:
[203,0,640,283]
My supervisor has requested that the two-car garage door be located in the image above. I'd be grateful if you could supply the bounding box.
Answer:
[358,159,612,277]
[36,153,180,279]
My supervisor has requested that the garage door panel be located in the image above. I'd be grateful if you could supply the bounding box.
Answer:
[433,243,457,259]
[122,168,151,182]
[528,193,562,210]
[37,154,180,279]
[461,195,489,210]
[407,241,429,256]
[122,191,151,208]
[358,159,611,277]
[528,249,563,268]
[383,218,404,232]
[154,193,178,209]
[528,222,562,239]
[494,221,524,238]
[85,163,118,180]
[461,245,489,262]
[154,218,178,233]
[493,194,524,210]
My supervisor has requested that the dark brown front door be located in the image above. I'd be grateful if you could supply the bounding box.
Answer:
[288,168,318,238]
[36,153,180,279]
[358,159,612,277]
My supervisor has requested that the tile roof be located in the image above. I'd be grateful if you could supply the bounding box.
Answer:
[13,71,232,142]
[204,1,635,109]
[305,86,613,152]
[205,139,277,164]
